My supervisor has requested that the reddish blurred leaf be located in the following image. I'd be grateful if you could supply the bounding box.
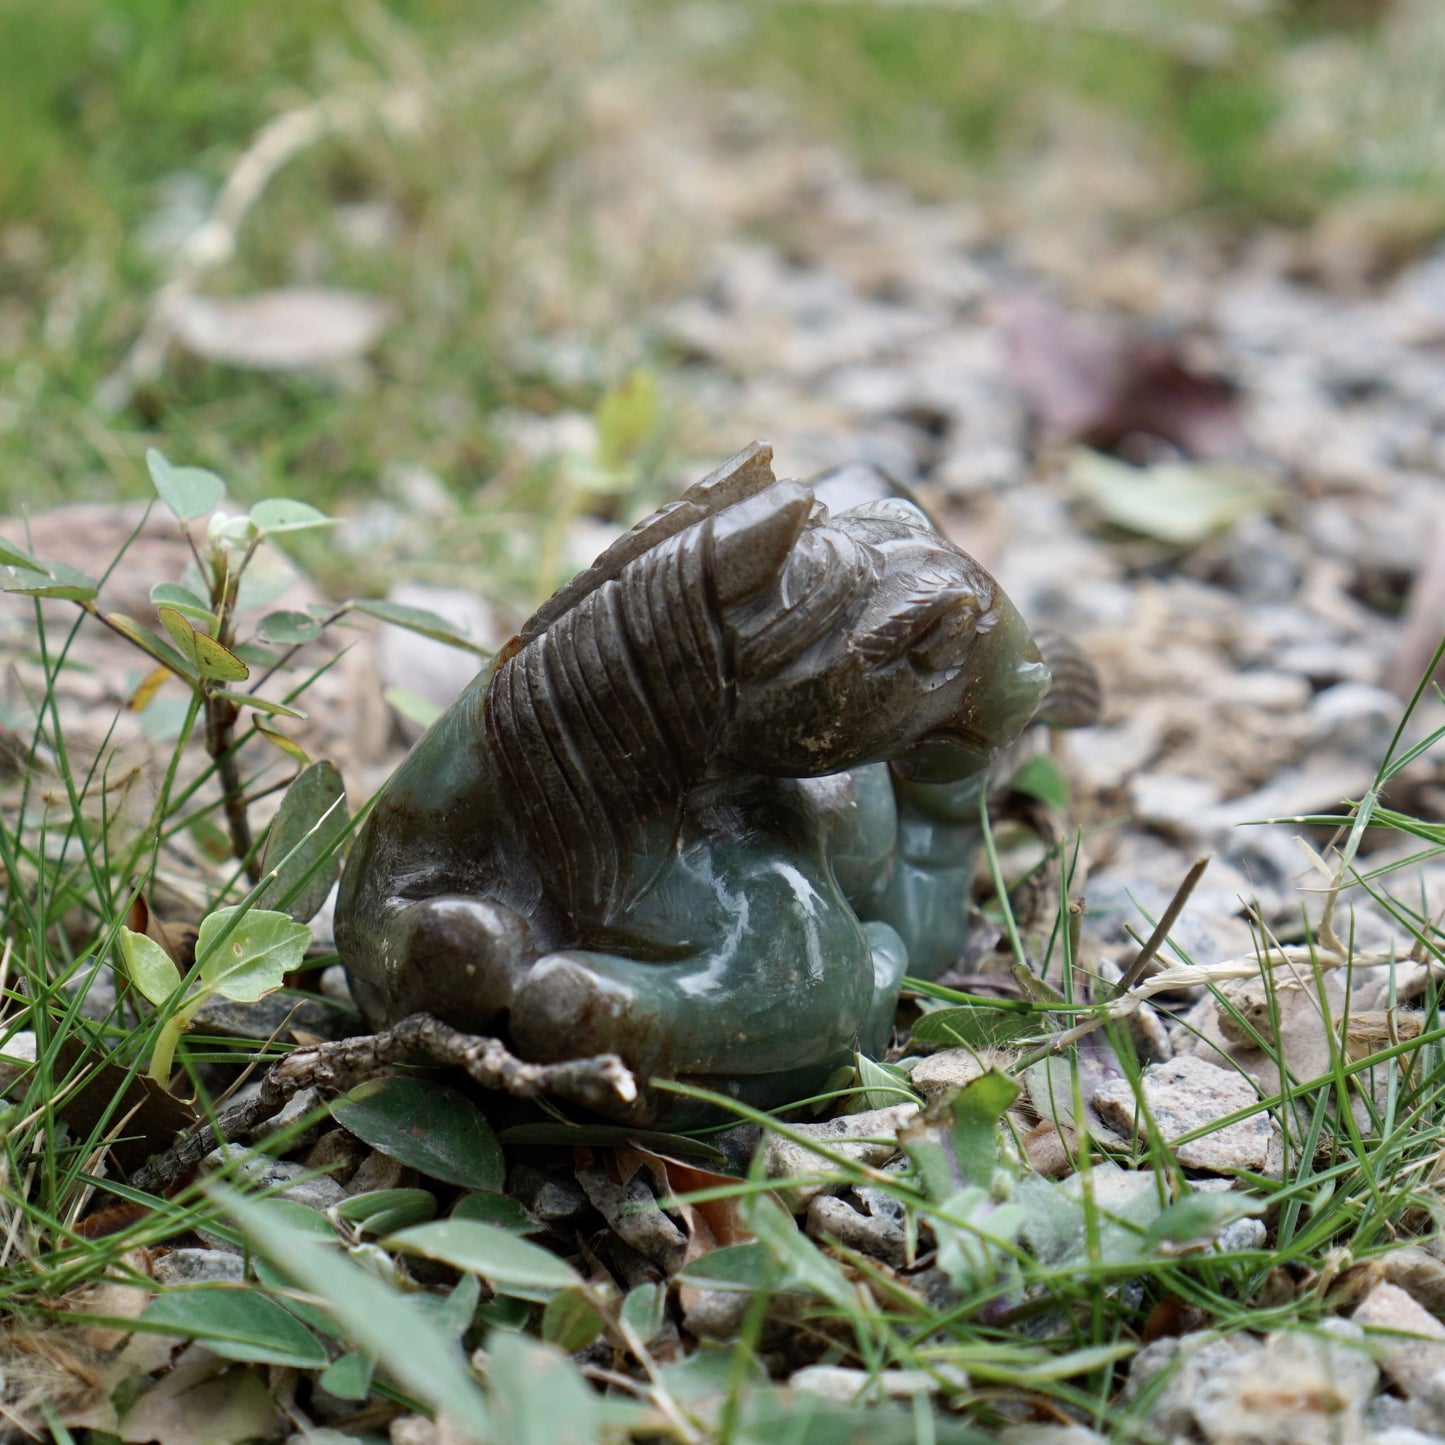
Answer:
[1003,293,1242,459]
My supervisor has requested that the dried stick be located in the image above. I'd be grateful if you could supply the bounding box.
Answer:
[1010,855,1205,1071]
[129,1014,637,1196]
[96,87,426,412]
[1113,855,1212,995]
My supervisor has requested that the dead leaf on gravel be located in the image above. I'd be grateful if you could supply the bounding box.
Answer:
[1024,1030,1131,1152]
[1069,449,1277,547]
[1173,969,1348,1100]
[65,1343,278,1443]
[170,287,393,370]
[1002,292,1242,458]
[628,1146,752,1253]
[50,1035,196,1176]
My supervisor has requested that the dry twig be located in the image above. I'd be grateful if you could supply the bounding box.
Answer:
[129,1014,637,1195]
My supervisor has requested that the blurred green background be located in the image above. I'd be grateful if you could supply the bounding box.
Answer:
[2,0,1441,594]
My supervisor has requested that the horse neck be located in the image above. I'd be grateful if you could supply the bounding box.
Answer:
[485,529,729,924]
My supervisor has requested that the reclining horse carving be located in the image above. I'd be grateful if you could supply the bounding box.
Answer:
[336,442,1067,1122]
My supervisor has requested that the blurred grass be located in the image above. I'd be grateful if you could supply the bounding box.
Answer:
[1,0,1441,532]
[0,1,541,515]
[736,0,1436,215]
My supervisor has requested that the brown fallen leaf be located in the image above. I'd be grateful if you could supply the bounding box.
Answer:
[1002,292,1242,459]
[64,1343,278,1443]
[74,1201,155,1242]
[49,1035,197,1178]
[1339,1009,1424,1073]
[611,1144,758,1335]
[624,1145,752,1251]
[1021,1120,1077,1180]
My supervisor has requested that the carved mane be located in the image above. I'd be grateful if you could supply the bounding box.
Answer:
[488,513,740,927]
[483,445,975,930]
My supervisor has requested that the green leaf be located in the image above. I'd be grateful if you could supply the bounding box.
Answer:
[148,449,226,521]
[476,1294,532,1331]
[852,1054,919,1111]
[193,633,250,683]
[149,582,215,627]
[0,538,39,569]
[932,1185,1027,1293]
[412,1272,483,1341]
[103,612,200,682]
[620,1281,665,1344]
[155,606,250,682]
[1143,1191,1264,1254]
[255,1197,338,1240]
[677,1242,778,1292]
[117,927,182,1006]
[210,1182,491,1429]
[542,1287,607,1353]
[252,1257,347,1343]
[949,1069,1020,1185]
[594,367,660,473]
[330,1076,504,1191]
[660,1342,768,1404]
[140,1287,327,1368]
[256,721,312,764]
[250,498,334,534]
[385,1219,581,1300]
[910,1006,1045,1051]
[1070,449,1276,547]
[334,1188,438,1237]
[384,686,444,729]
[902,1069,1019,1204]
[734,1390,986,1444]
[157,605,201,653]
[318,1350,374,1401]
[742,1194,857,1310]
[451,1191,542,1234]
[485,1331,599,1445]
[195,906,310,1003]
[211,689,307,719]
[255,761,349,923]
[256,609,323,645]
[496,1122,728,1166]
[1010,753,1070,810]
[350,598,488,654]
[1,561,97,602]
[951,1340,1135,1383]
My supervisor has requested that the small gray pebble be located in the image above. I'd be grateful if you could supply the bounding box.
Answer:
[151,1249,245,1285]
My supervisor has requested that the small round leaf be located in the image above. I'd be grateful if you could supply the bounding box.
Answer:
[147,449,226,522]
[330,1075,504,1191]
[250,498,333,534]
[118,927,183,1006]
[384,1219,579,1299]
[256,609,323,645]
[140,1287,327,1368]
[195,905,311,1003]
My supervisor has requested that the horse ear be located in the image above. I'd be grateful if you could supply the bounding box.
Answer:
[709,480,814,606]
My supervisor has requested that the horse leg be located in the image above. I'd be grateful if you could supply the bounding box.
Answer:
[508,927,895,1086]
[340,894,537,1034]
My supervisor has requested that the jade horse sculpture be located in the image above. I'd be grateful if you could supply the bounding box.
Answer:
[336,442,1062,1123]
